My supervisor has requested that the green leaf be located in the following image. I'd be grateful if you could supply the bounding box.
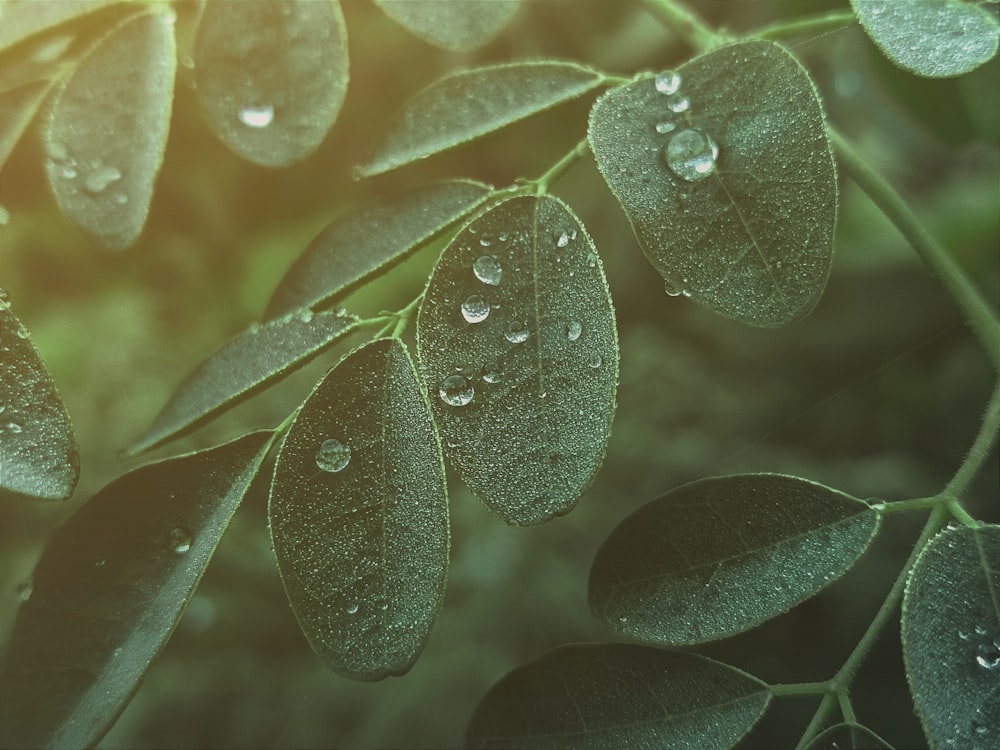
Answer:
[0,80,51,175]
[269,338,449,681]
[588,40,837,327]
[0,431,272,750]
[0,0,121,51]
[852,0,1000,78]
[589,473,879,645]
[902,524,1000,749]
[265,179,493,321]
[374,0,521,52]
[194,0,349,167]
[416,194,618,526]
[42,9,175,249]
[131,309,359,454]
[358,61,606,178]
[466,643,771,749]
[0,289,78,500]
[804,722,895,749]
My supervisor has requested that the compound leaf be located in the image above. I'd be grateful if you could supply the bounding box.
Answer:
[466,643,770,749]
[269,338,448,681]
[804,723,895,749]
[374,0,521,52]
[416,195,618,526]
[589,474,879,645]
[588,40,836,327]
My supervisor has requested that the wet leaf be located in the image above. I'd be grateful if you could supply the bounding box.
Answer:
[374,0,520,52]
[194,0,349,167]
[588,40,837,327]
[902,524,1000,750]
[804,722,895,749]
[269,338,448,680]
[358,61,606,177]
[466,643,770,749]
[0,431,272,750]
[416,195,618,525]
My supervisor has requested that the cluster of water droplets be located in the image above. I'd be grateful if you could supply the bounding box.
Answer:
[651,70,719,183]
[316,438,351,473]
[960,624,1000,672]
[46,142,128,203]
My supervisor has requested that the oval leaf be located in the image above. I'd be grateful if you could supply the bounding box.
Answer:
[0,431,272,750]
[269,338,449,681]
[852,0,1000,78]
[416,195,618,526]
[358,61,606,177]
[804,722,895,750]
[588,40,837,327]
[902,524,1000,749]
[374,0,520,52]
[265,179,493,321]
[0,289,78,500]
[589,473,879,645]
[194,0,349,167]
[43,9,175,249]
[466,643,771,749]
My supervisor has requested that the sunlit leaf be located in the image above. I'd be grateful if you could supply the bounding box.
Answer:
[269,338,448,681]
[0,431,272,750]
[416,195,618,525]
[358,61,606,178]
[265,179,493,321]
[0,80,51,173]
[466,643,770,749]
[374,0,520,52]
[902,524,1000,749]
[804,722,895,749]
[588,40,837,327]
[0,0,120,51]
[194,0,348,167]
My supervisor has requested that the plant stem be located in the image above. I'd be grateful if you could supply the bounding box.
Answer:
[637,0,722,52]
[943,381,1000,497]
[530,137,591,194]
[873,496,942,515]
[769,681,829,696]
[751,10,857,41]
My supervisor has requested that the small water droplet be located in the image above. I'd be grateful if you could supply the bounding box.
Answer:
[972,717,989,736]
[380,603,388,611]
[654,70,681,95]
[665,94,690,113]
[975,641,1000,670]
[316,438,351,473]
[504,321,529,344]
[15,578,33,602]
[556,231,570,248]
[346,603,359,615]
[84,165,122,194]
[94,557,106,568]
[479,237,491,247]
[298,309,314,323]
[664,129,719,182]
[14,322,29,339]
[664,279,683,297]
[588,354,603,369]
[112,192,128,205]
[461,294,490,323]
[439,374,474,406]
[6,422,22,434]
[335,306,348,317]
[481,359,503,383]
[655,120,677,134]
[168,527,193,554]
[473,255,502,286]
[239,105,274,128]
[565,321,582,341]
[975,625,988,636]
[586,253,598,268]
[48,142,69,161]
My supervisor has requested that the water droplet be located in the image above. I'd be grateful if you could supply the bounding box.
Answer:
[298,309,314,323]
[6,422,22,434]
[975,641,1000,670]
[586,253,598,268]
[56,163,77,179]
[504,321,529,344]
[975,624,988,636]
[473,255,502,286]
[15,578,33,602]
[664,129,719,182]
[112,192,128,205]
[461,294,490,323]
[556,231,570,248]
[654,70,681,95]
[972,717,989,736]
[83,165,122,194]
[94,557,106,568]
[481,359,503,383]
[346,602,359,615]
[565,321,582,341]
[664,279,684,297]
[239,105,274,128]
[479,237,492,247]
[439,374,474,406]
[168,527,192,554]
[665,94,690,113]
[380,603,388,611]
[655,120,677,134]
[48,142,69,161]
[316,438,351,473]
[588,354,603,369]
[335,306,348,318]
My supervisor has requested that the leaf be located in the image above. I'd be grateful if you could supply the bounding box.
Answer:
[42,9,175,249]
[131,309,359,454]
[269,338,449,681]
[358,61,607,178]
[852,0,1000,78]
[902,524,1000,749]
[804,722,895,750]
[194,0,349,167]
[0,0,121,51]
[588,40,837,327]
[374,0,521,52]
[416,194,618,526]
[0,431,272,750]
[0,289,78,500]
[589,473,879,645]
[265,179,493,321]
[466,643,771,749]
[1,80,51,175]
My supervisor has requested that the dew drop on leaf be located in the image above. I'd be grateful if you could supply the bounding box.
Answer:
[654,70,681,95]
[654,119,677,134]
[565,321,582,341]
[315,438,351,473]
[665,94,690,113]
[664,129,719,182]
[6,422,22,434]
[238,105,275,128]
[83,165,122,194]
[975,640,1000,670]
[439,374,474,406]
[473,255,502,285]
[346,603,359,615]
[588,354,603,369]
[504,320,529,344]
[481,359,503,383]
[167,526,193,554]
[556,231,570,248]
[461,294,490,323]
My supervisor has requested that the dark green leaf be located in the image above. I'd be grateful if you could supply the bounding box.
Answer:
[804,722,895,749]
[589,473,879,645]
[194,0,349,167]
[588,40,837,327]
[269,338,449,681]
[466,643,770,749]
[0,431,272,750]
[358,61,606,177]
[902,524,1000,749]
[416,195,618,525]
[374,0,521,52]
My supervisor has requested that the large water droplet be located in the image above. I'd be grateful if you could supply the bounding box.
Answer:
[665,94,690,113]
[239,105,274,128]
[440,374,474,406]
[565,321,582,341]
[664,279,684,297]
[168,527,193,554]
[461,294,490,323]
[473,255,502,286]
[316,438,351,473]
[976,641,1000,670]
[504,321,529,344]
[655,120,677,134]
[481,359,503,383]
[654,70,681,95]
[665,129,719,182]
[84,165,123,194]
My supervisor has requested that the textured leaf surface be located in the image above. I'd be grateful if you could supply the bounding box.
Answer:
[588,40,836,326]
[374,0,520,51]
[0,290,78,500]
[194,0,348,167]
[804,722,895,749]
[589,474,878,644]
[359,61,606,177]
[852,0,1000,78]
[902,524,1000,749]
[269,338,448,681]
[265,180,493,321]
[417,195,618,525]
[0,431,272,750]
[466,643,770,749]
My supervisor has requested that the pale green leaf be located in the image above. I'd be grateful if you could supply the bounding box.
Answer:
[374,0,520,52]
[416,195,618,526]
[0,80,51,173]
[0,431,272,750]
[588,40,837,327]
[269,338,449,681]
[466,643,770,749]
[804,722,895,749]
[0,0,121,51]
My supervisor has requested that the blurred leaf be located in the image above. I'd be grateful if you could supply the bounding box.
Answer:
[269,338,449,681]
[358,61,606,177]
[374,0,520,52]
[0,80,52,173]
[588,40,837,327]
[416,195,618,525]
[0,431,272,750]
[0,0,120,51]
[194,0,348,167]
[960,54,1000,143]
[902,524,1000,749]
[804,722,895,749]
[265,179,493,321]
[466,643,770,749]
